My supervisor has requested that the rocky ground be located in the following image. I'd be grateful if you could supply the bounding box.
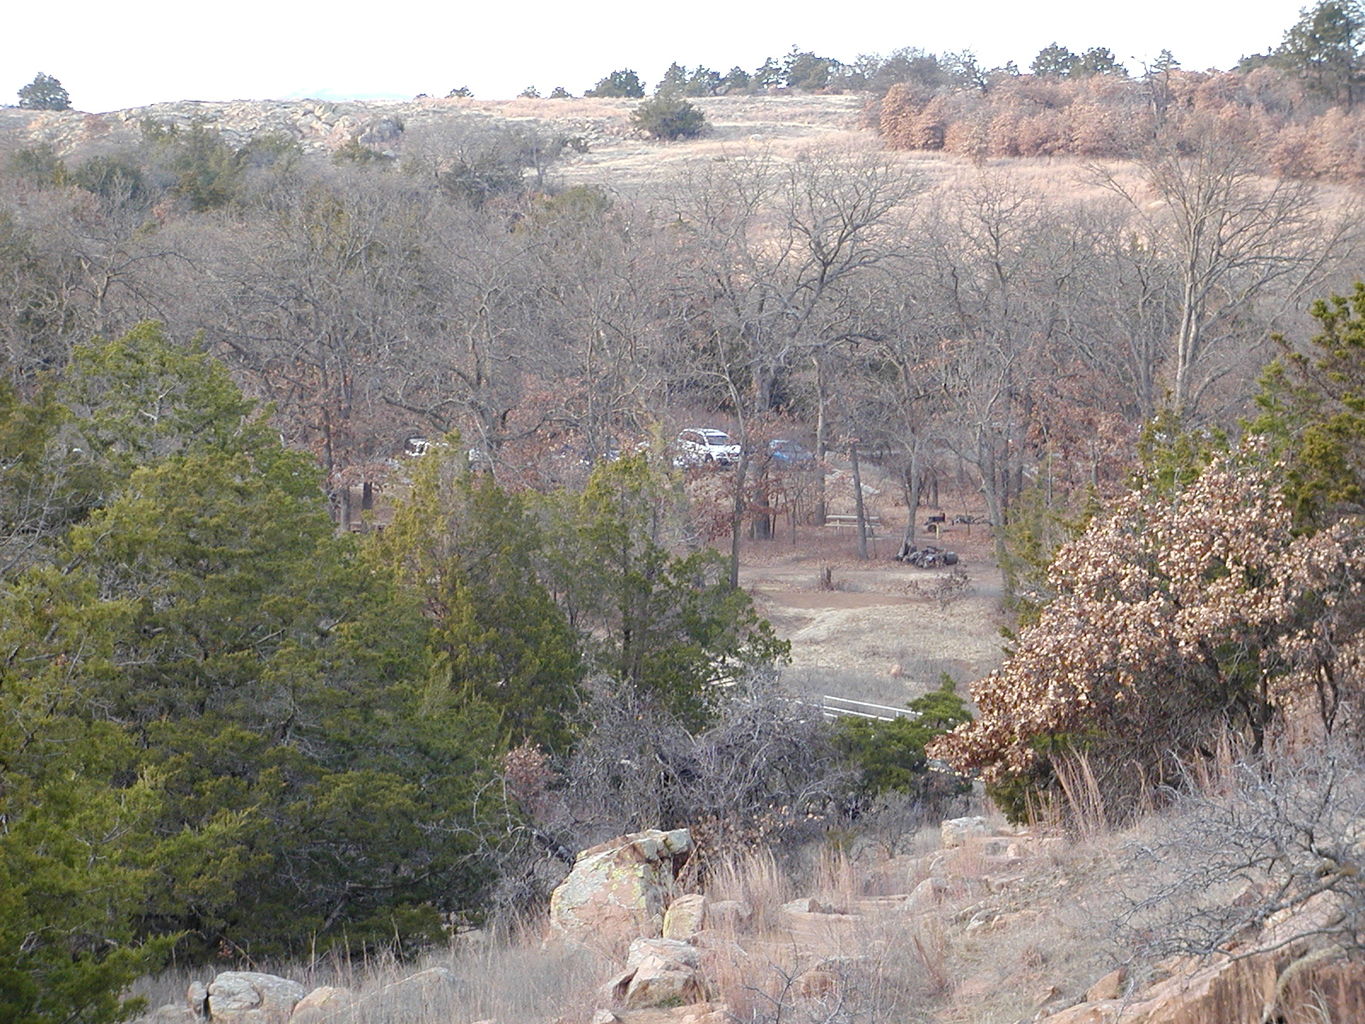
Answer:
[144,813,1365,1024]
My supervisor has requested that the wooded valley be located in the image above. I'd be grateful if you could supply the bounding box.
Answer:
[3,8,1365,1021]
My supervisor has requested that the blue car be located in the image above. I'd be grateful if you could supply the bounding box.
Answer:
[768,438,815,467]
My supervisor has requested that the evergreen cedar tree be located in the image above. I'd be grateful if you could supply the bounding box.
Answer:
[0,324,794,1022]
[632,95,708,140]
[1,325,501,1019]
[17,73,70,111]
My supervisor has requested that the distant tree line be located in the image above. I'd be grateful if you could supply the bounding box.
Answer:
[512,1,1360,106]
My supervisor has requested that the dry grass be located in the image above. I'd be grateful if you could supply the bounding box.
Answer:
[133,926,615,1024]
[130,812,1151,1024]
[703,849,798,932]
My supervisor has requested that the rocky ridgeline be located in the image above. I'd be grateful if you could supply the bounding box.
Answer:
[141,821,1365,1024]
[0,98,631,161]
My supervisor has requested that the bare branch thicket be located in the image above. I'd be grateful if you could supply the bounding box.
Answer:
[1119,744,1365,963]
[663,147,921,577]
[489,673,850,893]
[1092,115,1359,420]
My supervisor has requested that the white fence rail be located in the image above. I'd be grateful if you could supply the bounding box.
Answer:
[819,695,920,723]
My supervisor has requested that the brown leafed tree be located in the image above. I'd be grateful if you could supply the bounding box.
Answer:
[931,446,1365,817]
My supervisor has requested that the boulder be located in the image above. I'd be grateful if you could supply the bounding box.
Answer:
[146,1006,198,1024]
[186,981,209,1018]
[623,937,706,1009]
[781,897,841,915]
[940,816,988,848]
[663,893,708,941]
[289,986,355,1024]
[1085,968,1126,1002]
[206,972,306,1024]
[903,875,945,914]
[669,1002,730,1024]
[549,829,693,941]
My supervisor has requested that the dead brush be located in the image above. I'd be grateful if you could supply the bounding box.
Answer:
[1052,752,1111,840]
[811,847,863,911]
[703,848,798,933]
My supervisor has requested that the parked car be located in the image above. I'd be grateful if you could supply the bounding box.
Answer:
[768,438,815,467]
[673,428,740,467]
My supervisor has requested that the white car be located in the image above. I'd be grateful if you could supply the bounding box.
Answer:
[673,428,740,467]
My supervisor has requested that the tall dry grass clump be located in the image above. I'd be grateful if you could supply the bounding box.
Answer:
[703,848,796,929]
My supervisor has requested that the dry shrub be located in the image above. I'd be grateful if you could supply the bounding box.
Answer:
[811,847,863,909]
[877,66,1365,185]
[134,915,621,1024]
[714,913,953,1023]
[877,83,924,150]
[1013,109,1071,157]
[1052,752,1112,838]
[1118,741,1365,964]
[942,110,992,163]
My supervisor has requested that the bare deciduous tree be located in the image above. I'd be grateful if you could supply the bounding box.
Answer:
[1093,117,1356,418]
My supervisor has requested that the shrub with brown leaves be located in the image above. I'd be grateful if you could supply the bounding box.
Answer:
[931,446,1365,817]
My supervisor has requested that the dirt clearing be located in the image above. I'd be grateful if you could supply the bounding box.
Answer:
[738,514,1006,707]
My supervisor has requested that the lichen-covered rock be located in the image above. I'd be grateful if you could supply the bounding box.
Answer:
[549,829,693,940]
[289,985,356,1024]
[206,972,306,1024]
[663,893,708,941]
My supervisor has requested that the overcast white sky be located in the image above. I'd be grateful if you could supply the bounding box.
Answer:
[7,0,1309,112]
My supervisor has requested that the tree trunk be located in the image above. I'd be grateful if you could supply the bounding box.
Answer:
[813,356,828,525]
[900,448,921,551]
[728,450,749,589]
[851,441,869,560]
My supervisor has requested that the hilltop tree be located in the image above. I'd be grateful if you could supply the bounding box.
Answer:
[17,73,70,111]
[723,66,752,92]
[656,62,689,96]
[1076,47,1127,77]
[1031,43,1080,77]
[783,49,842,90]
[1274,0,1364,105]
[585,69,645,98]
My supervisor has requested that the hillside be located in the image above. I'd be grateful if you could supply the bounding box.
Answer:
[0,93,873,182]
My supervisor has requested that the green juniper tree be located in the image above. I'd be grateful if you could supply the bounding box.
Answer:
[585,69,645,98]
[17,73,70,111]
[1274,0,1364,106]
